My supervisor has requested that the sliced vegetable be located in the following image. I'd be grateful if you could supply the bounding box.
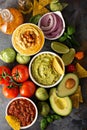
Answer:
[38,12,64,39]
[51,42,69,54]
[62,48,75,66]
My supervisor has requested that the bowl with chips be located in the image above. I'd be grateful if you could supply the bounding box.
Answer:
[29,51,65,88]
[12,23,45,56]
[5,97,38,129]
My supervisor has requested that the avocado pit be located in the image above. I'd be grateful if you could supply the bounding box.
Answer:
[65,78,76,89]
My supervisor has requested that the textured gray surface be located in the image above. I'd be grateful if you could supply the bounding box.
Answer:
[0,0,87,130]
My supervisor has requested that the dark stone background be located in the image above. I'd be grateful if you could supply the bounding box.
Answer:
[0,0,87,130]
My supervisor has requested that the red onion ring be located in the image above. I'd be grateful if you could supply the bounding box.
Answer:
[40,14,54,31]
[43,13,57,35]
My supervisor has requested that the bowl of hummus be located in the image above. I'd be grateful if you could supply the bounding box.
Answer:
[12,23,45,56]
[29,51,65,88]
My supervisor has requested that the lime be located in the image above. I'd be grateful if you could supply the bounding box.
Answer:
[51,42,69,54]
[62,48,75,66]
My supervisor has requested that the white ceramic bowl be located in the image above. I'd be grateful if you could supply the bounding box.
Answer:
[29,51,65,88]
[5,97,38,129]
[12,23,45,56]
[38,11,65,40]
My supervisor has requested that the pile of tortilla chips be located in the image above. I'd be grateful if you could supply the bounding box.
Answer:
[33,0,51,16]
[70,62,87,108]
[70,85,83,109]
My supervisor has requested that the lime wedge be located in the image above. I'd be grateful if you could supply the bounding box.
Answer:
[5,115,20,130]
[51,42,69,54]
[62,48,75,66]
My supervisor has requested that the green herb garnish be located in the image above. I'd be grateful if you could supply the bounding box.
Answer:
[58,25,79,47]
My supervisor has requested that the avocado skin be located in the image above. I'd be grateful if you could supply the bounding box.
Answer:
[57,73,79,97]
[49,88,72,116]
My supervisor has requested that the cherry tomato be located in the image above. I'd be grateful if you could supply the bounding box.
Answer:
[12,64,29,83]
[20,80,36,97]
[2,83,19,98]
[0,66,11,85]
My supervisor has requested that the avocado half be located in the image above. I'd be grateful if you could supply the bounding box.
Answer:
[49,88,72,116]
[57,73,79,97]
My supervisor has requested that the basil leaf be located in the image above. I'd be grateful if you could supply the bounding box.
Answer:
[67,26,75,35]
[29,14,42,24]
[58,32,67,42]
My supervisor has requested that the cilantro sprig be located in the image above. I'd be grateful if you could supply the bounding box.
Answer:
[58,25,79,47]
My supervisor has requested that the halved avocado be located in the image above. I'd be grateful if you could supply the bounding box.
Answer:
[57,73,79,97]
[49,88,72,116]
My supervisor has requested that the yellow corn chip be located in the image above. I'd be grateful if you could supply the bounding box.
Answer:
[75,63,87,78]
[52,57,64,75]
[70,93,80,109]
[70,85,83,108]
[33,0,50,16]
[39,0,51,7]
[5,115,20,130]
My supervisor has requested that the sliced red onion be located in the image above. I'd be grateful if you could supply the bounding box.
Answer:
[40,14,54,31]
[44,13,63,36]
[39,12,64,39]
[45,18,63,38]
[43,13,57,35]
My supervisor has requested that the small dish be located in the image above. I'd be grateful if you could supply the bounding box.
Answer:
[38,11,65,40]
[29,51,65,88]
[12,23,45,56]
[5,97,38,129]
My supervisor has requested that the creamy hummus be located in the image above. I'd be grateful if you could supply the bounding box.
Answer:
[31,53,62,86]
[12,23,44,56]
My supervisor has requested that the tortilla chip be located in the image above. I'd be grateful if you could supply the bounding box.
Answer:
[39,0,51,7]
[70,85,83,108]
[70,93,80,109]
[52,57,64,75]
[5,115,20,130]
[75,63,87,78]
[33,0,50,16]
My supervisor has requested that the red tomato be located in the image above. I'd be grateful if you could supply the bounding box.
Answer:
[0,66,11,85]
[12,64,29,83]
[20,80,36,97]
[2,83,19,98]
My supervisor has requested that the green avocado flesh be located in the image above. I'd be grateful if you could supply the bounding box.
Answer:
[57,73,79,97]
[49,88,72,116]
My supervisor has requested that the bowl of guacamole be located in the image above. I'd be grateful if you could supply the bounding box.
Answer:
[29,51,65,88]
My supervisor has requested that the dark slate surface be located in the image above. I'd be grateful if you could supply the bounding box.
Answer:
[0,0,87,130]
